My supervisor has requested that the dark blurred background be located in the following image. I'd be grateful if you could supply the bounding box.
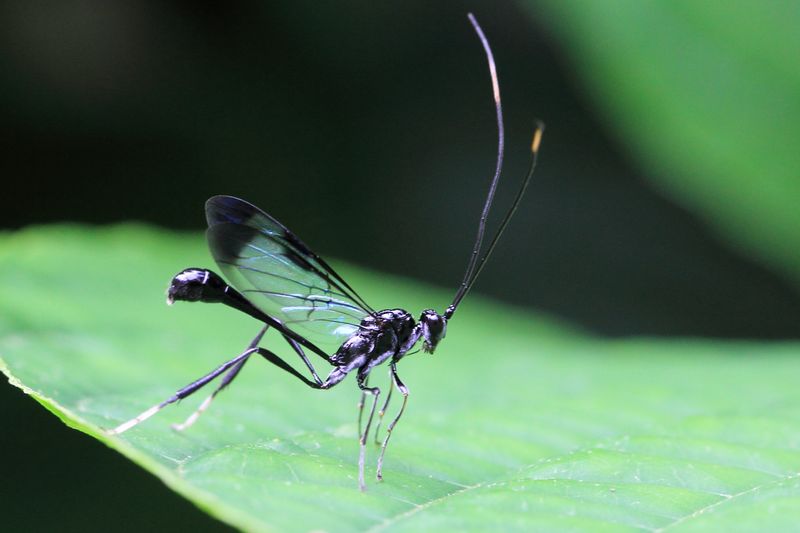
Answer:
[2,1,799,531]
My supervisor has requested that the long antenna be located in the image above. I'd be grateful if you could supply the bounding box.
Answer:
[459,124,544,301]
[445,18,545,321]
[446,13,504,319]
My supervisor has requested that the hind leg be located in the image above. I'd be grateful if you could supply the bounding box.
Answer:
[107,326,268,435]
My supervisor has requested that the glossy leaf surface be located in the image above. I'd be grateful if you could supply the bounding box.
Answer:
[2,226,800,531]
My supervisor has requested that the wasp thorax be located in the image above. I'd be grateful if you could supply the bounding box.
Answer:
[419,309,447,354]
[167,268,228,305]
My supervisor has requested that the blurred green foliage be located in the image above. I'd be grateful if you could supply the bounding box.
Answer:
[4,3,800,531]
[5,2,800,337]
[3,226,800,531]
[534,1,800,285]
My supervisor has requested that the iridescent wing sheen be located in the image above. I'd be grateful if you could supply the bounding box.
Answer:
[205,195,375,351]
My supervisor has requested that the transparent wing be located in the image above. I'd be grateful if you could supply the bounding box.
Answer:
[205,195,374,351]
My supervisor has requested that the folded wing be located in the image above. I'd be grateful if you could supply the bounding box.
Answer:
[205,195,375,352]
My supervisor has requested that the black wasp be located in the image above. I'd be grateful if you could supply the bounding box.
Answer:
[108,14,544,491]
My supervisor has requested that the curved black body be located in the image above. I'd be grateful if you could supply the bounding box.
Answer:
[163,242,449,490]
[166,266,447,390]
[106,14,543,492]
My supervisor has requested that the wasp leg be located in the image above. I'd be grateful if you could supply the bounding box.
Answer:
[254,348,324,388]
[107,325,269,435]
[174,340,346,430]
[376,363,408,482]
[356,370,380,491]
[373,371,394,445]
[171,356,248,431]
[357,375,368,439]
[282,334,324,384]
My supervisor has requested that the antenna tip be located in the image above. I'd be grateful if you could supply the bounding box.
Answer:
[531,120,545,153]
[467,13,481,33]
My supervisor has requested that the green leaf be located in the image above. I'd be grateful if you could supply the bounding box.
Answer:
[2,225,800,531]
[530,1,800,285]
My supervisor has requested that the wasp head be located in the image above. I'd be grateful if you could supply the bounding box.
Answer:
[419,309,447,354]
